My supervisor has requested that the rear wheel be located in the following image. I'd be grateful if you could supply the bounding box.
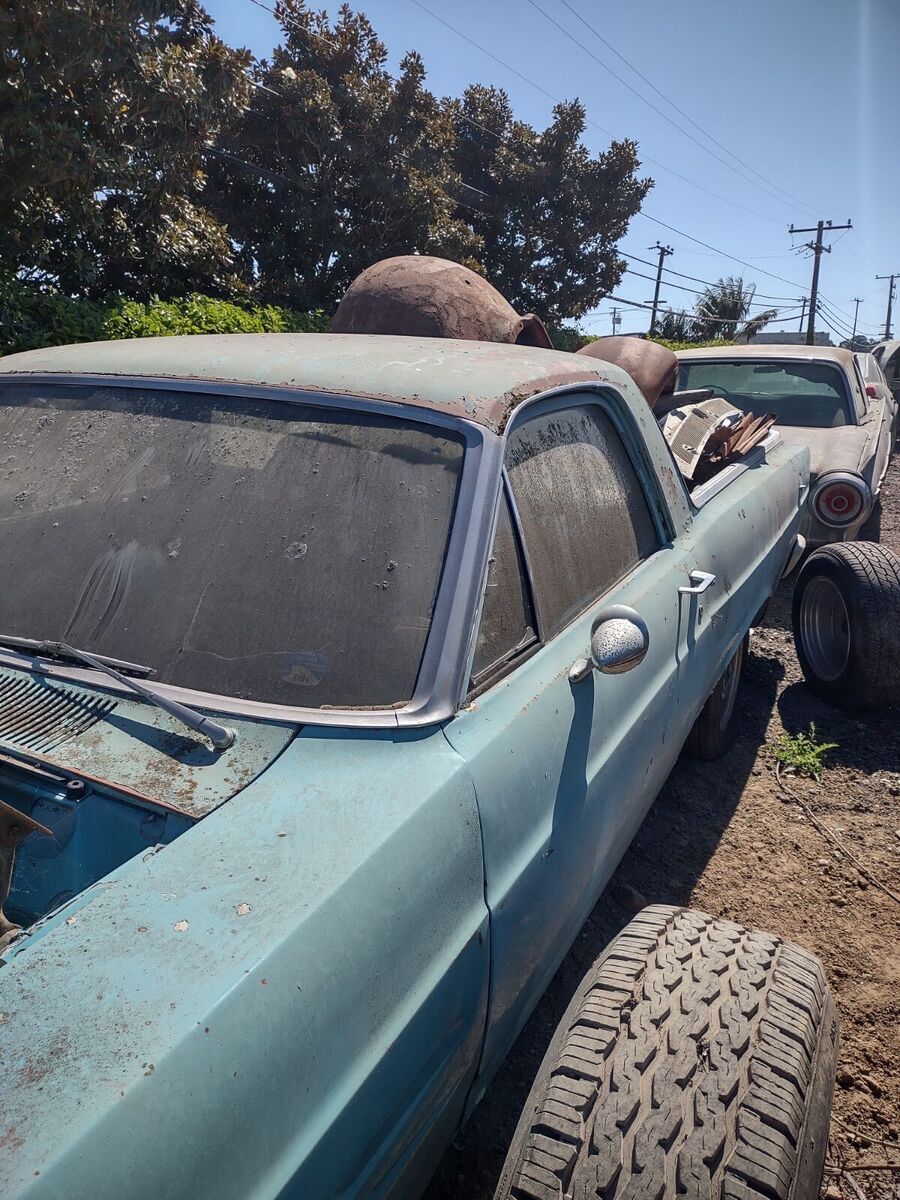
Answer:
[792,541,900,709]
[494,906,837,1200]
[686,636,747,760]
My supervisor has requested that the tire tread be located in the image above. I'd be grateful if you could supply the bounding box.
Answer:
[498,907,835,1200]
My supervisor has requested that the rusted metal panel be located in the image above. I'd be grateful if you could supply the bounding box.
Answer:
[0,669,296,818]
[332,255,554,348]
[0,333,618,434]
[577,336,677,408]
[0,727,489,1200]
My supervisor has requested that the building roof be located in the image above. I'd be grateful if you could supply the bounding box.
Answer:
[674,343,857,367]
[0,333,620,433]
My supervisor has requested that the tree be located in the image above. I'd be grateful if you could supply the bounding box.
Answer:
[736,308,778,342]
[656,308,693,342]
[447,86,651,324]
[207,2,479,310]
[0,0,251,298]
[691,276,760,341]
[840,334,875,352]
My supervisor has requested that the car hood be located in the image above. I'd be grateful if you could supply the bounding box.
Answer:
[776,424,869,479]
[0,665,297,818]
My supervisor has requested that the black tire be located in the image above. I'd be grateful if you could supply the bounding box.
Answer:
[792,540,900,710]
[686,637,747,760]
[493,905,837,1200]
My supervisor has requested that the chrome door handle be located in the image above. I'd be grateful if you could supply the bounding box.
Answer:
[679,570,716,595]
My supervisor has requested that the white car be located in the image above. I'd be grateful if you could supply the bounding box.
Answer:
[676,344,897,546]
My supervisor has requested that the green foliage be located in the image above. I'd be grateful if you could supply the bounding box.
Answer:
[0,276,108,355]
[0,0,251,298]
[652,336,737,351]
[772,724,838,781]
[447,86,650,324]
[104,296,329,340]
[550,325,595,353]
[0,279,328,356]
[206,2,480,311]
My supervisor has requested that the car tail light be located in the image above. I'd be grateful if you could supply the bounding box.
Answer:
[866,384,878,399]
[811,473,872,527]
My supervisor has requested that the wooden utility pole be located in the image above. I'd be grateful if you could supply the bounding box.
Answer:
[611,307,621,336]
[648,242,673,335]
[875,274,897,340]
[797,297,807,333]
[789,219,852,345]
[851,297,863,342]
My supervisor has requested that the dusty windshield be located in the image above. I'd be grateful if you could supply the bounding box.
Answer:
[0,383,464,708]
[677,360,853,428]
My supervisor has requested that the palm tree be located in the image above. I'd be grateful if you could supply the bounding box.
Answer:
[736,308,778,342]
[692,276,757,341]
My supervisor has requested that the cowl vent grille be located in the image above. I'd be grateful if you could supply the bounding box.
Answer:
[0,669,117,754]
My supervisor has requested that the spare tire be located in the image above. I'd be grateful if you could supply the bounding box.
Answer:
[493,905,837,1200]
[792,540,900,710]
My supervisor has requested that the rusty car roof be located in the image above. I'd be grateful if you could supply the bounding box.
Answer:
[0,333,619,433]
[674,343,859,368]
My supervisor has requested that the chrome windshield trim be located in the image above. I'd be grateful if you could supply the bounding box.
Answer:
[0,373,494,729]
[0,373,642,728]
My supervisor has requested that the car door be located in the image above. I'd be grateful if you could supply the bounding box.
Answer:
[443,393,690,1099]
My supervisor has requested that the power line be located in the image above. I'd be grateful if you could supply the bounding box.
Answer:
[816,305,853,343]
[637,213,808,292]
[526,0,807,223]
[553,0,819,218]
[599,294,802,327]
[240,0,825,314]
[407,0,802,227]
[621,261,799,307]
[619,250,800,301]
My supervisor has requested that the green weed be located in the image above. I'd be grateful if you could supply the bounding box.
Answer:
[772,723,838,781]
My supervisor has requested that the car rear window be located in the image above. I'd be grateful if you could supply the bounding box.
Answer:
[676,359,852,428]
[0,383,464,708]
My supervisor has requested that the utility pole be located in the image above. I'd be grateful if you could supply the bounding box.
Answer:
[797,297,807,334]
[875,273,897,340]
[789,219,852,345]
[648,242,673,335]
[611,307,621,336]
[851,297,863,342]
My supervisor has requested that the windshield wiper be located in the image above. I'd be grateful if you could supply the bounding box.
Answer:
[0,635,155,678]
[0,636,235,751]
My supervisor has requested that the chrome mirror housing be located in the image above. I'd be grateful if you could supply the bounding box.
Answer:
[590,607,650,675]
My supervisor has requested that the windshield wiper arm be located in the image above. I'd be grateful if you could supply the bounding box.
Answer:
[0,635,155,678]
[0,637,235,751]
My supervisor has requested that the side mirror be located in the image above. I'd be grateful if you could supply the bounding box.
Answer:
[569,605,650,683]
[591,608,650,674]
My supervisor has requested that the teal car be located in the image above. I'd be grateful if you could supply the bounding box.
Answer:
[0,333,811,1199]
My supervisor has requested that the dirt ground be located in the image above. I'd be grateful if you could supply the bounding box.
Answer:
[426,462,900,1200]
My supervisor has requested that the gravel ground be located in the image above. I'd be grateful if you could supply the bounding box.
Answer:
[425,459,900,1200]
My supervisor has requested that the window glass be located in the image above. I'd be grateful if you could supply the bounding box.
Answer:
[506,405,658,639]
[676,359,852,428]
[862,355,885,383]
[0,383,464,707]
[471,490,536,683]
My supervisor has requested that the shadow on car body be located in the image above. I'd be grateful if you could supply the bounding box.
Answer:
[423,619,785,1200]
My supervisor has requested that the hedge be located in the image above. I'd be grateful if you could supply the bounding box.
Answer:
[1,279,733,358]
[0,279,329,357]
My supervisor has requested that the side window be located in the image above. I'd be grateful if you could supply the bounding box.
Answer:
[471,489,536,684]
[506,404,660,639]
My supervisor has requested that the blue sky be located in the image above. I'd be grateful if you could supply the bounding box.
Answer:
[205,0,899,340]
